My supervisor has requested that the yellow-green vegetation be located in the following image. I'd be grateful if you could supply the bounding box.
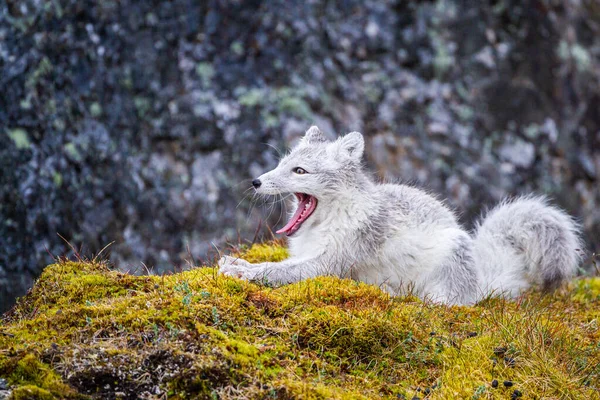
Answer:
[1,242,599,399]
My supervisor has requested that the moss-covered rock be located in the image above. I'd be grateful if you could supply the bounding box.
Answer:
[1,242,599,399]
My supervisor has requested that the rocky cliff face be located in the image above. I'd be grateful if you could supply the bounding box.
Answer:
[1,0,599,311]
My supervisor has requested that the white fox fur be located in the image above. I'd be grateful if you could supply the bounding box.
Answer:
[219,126,584,304]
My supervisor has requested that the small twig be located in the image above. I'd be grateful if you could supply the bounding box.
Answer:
[94,241,115,262]
[251,219,263,245]
[57,232,81,261]
[44,244,58,262]
[140,261,152,275]
[185,241,197,269]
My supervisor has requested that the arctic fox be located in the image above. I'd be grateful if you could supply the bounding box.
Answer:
[219,126,583,304]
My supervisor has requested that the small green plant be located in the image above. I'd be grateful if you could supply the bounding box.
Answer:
[165,322,180,338]
[212,306,221,327]
[472,385,486,399]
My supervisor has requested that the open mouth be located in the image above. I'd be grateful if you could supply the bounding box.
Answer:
[276,193,318,237]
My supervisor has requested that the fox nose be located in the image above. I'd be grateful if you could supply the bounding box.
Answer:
[252,179,262,189]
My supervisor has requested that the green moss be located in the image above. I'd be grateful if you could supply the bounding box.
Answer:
[63,143,81,162]
[52,173,63,187]
[1,354,83,399]
[7,128,31,150]
[230,41,244,56]
[25,57,53,89]
[10,385,55,400]
[89,102,102,118]
[133,96,151,117]
[1,242,599,399]
[235,242,289,263]
[238,88,264,107]
[237,87,313,120]
[195,62,215,87]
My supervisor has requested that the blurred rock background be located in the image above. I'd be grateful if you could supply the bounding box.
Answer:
[1,0,599,312]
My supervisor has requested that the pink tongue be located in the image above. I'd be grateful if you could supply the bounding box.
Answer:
[276,194,310,234]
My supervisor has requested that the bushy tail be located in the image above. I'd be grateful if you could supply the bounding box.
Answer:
[472,196,583,296]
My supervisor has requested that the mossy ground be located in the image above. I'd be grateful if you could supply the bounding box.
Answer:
[1,242,599,399]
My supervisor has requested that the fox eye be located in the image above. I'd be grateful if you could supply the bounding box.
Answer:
[293,167,307,175]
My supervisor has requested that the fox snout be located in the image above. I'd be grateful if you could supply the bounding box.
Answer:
[251,170,282,195]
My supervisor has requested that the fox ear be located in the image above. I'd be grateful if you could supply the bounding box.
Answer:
[302,126,327,145]
[338,131,364,161]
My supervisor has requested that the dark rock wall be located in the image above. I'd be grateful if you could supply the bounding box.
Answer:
[1,0,599,311]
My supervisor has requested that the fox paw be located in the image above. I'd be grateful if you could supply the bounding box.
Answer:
[218,256,254,279]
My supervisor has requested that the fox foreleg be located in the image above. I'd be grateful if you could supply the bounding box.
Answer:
[218,255,332,285]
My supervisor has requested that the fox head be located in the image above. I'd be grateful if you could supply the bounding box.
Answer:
[251,126,367,236]
[252,126,366,200]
